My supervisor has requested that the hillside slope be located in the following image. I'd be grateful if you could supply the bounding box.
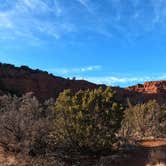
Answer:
[0,63,98,101]
[0,63,166,104]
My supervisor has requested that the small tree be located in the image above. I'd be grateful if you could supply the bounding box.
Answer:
[0,93,53,155]
[121,100,166,141]
[72,77,76,80]
[52,87,123,155]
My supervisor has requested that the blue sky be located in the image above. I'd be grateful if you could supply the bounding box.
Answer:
[0,0,166,86]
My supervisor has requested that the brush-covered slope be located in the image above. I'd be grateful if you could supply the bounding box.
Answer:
[0,63,166,104]
[0,63,98,101]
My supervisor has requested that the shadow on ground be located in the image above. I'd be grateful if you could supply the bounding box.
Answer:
[65,144,166,166]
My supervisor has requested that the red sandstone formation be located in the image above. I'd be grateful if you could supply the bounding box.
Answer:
[127,81,166,94]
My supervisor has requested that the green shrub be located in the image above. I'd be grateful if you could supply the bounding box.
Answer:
[52,87,123,154]
[120,100,166,141]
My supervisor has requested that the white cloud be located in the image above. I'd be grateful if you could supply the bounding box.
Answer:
[76,0,94,14]
[1,0,166,45]
[78,74,166,86]
[80,65,101,72]
[0,12,13,29]
[47,65,102,74]
[0,0,76,45]
[23,0,49,11]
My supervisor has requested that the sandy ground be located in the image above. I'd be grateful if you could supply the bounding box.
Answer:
[0,147,17,166]
[0,147,26,166]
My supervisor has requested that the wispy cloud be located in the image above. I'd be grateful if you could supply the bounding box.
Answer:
[46,63,166,86]
[0,0,75,45]
[76,0,94,14]
[47,65,102,75]
[1,0,166,45]
[78,74,166,86]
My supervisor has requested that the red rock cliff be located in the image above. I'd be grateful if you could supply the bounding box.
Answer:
[127,81,166,94]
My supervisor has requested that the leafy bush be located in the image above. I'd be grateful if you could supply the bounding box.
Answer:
[0,93,54,156]
[120,100,166,141]
[52,87,123,155]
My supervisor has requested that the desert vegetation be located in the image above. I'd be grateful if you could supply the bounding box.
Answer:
[0,87,165,165]
[52,87,123,155]
[120,100,166,143]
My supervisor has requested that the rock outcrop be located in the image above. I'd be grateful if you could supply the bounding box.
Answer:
[127,81,166,94]
[122,81,166,105]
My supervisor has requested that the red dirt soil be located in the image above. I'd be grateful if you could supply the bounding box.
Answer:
[139,139,166,147]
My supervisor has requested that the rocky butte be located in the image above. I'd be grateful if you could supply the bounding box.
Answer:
[0,63,166,105]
